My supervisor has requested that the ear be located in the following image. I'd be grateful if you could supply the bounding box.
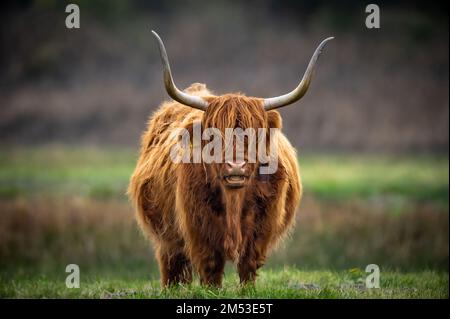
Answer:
[267,110,282,129]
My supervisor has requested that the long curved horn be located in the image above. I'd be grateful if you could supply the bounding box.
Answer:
[151,30,209,111]
[263,37,334,111]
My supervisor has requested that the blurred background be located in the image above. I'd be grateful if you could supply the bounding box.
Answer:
[0,0,448,292]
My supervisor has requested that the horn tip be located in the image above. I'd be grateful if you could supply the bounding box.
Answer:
[318,37,334,50]
[151,30,159,38]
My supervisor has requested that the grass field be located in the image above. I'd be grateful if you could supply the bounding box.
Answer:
[1,268,448,299]
[0,146,448,298]
[1,147,448,205]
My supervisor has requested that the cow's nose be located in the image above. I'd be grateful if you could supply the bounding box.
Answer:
[225,160,247,174]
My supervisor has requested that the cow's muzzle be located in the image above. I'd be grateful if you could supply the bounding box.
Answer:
[223,161,247,188]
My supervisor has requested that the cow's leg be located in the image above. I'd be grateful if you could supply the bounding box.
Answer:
[157,245,193,287]
[237,234,268,285]
[195,249,225,286]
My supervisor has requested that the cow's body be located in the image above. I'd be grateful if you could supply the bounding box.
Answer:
[128,84,301,286]
[129,31,332,286]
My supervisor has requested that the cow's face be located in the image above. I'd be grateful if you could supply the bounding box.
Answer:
[201,95,281,190]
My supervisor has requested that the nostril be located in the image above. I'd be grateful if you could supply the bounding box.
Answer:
[237,161,246,169]
[226,161,234,169]
[225,161,247,171]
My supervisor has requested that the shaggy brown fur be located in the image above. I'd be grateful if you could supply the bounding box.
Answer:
[128,83,301,286]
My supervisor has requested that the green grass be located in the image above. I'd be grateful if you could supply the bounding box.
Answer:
[0,267,447,299]
[0,146,135,200]
[0,146,448,206]
[0,146,448,298]
[300,154,449,206]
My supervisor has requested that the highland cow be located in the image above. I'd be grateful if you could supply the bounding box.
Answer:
[128,31,333,287]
